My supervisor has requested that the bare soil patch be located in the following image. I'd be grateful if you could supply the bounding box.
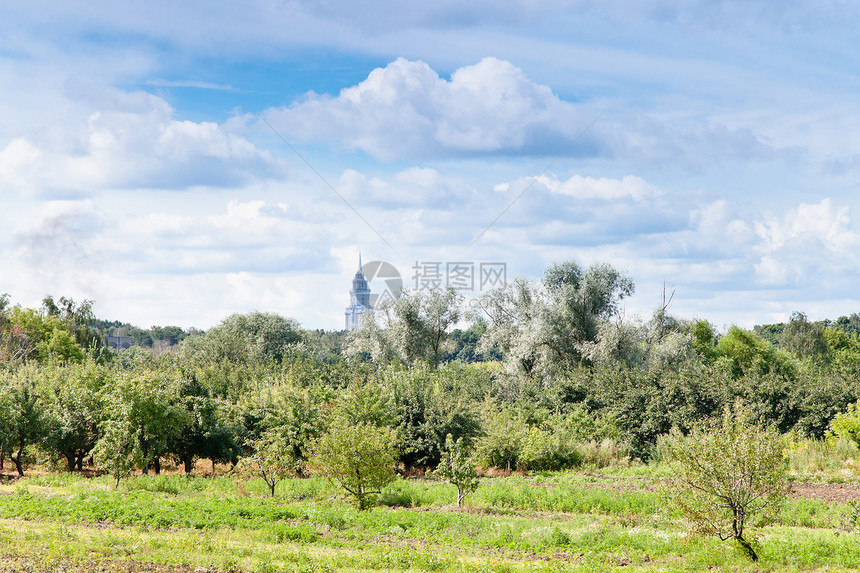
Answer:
[788,482,860,503]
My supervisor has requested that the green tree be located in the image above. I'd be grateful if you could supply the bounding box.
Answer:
[312,418,398,510]
[348,287,461,368]
[779,312,828,363]
[92,418,141,488]
[41,295,100,352]
[189,312,303,365]
[42,361,108,471]
[167,375,238,474]
[434,434,479,507]
[715,326,798,380]
[243,428,297,497]
[474,407,529,472]
[665,401,789,562]
[389,366,481,470]
[0,369,46,476]
[108,370,184,474]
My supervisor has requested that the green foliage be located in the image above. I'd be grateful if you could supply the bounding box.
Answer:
[474,407,528,471]
[92,418,142,488]
[186,311,303,366]
[716,325,799,380]
[349,287,461,368]
[311,418,398,510]
[337,377,396,428]
[434,434,479,506]
[830,400,860,448]
[235,382,324,476]
[168,376,239,474]
[665,400,790,561]
[41,360,108,471]
[0,367,46,475]
[690,319,718,361]
[106,369,186,473]
[388,365,482,470]
[242,428,298,497]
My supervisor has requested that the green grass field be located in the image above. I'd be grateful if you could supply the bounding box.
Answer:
[0,468,857,572]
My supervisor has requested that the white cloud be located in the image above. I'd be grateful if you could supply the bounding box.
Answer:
[1,88,280,198]
[337,166,475,208]
[263,57,774,168]
[534,173,660,200]
[265,57,585,160]
[752,199,860,286]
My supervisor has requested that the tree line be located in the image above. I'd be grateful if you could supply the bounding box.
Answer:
[2,259,860,485]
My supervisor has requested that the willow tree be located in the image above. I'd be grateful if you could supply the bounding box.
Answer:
[477,260,634,377]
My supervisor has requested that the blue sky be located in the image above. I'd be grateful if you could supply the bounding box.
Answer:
[2,1,860,331]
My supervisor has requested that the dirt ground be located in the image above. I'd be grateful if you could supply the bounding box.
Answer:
[787,482,860,503]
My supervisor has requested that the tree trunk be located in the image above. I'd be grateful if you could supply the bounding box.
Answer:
[183,456,194,474]
[12,450,24,476]
[736,536,758,562]
[153,457,161,475]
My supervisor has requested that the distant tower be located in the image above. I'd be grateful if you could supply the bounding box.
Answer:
[345,254,373,330]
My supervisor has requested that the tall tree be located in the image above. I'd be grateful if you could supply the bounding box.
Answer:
[349,287,461,368]
[477,260,634,377]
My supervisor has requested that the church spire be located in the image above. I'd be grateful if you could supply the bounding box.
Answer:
[345,252,373,330]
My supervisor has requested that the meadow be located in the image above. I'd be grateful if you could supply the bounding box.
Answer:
[1,458,859,573]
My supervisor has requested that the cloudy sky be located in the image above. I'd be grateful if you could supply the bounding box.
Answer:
[2,1,860,331]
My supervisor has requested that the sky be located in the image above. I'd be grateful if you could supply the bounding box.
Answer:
[2,1,860,332]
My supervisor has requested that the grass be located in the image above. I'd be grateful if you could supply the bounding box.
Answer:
[0,468,858,572]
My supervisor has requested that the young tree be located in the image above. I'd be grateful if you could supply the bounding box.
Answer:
[434,434,479,507]
[92,418,141,488]
[311,418,398,510]
[665,401,789,562]
[244,428,296,497]
[109,370,184,475]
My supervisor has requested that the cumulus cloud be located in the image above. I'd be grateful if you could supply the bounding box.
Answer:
[1,88,281,198]
[499,173,661,201]
[264,57,591,160]
[263,57,774,167]
[752,199,860,286]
